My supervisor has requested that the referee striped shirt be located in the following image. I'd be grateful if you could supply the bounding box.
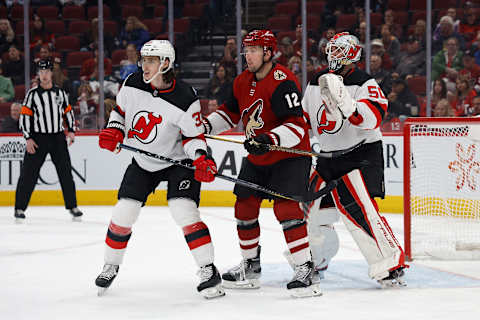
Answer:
[19,85,75,139]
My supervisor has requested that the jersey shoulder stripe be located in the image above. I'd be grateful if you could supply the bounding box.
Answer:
[123,71,198,112]
[309,67,373,87]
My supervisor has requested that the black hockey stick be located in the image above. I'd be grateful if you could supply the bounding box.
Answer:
[205,134,365,158]
[119,143,337,202]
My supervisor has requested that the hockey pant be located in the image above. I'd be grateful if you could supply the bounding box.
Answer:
[235,196,311,265]
[304,170,340,271]
[104,198,214,267]
[331,169,406,280]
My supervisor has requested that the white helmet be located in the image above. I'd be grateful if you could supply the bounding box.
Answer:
[325,32,362,72]
[140,40,175,83]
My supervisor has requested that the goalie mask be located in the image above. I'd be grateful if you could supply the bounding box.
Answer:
[140,40,175,83]
[325,32,362,72]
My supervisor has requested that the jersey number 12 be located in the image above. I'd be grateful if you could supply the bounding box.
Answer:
[285,92,300,109]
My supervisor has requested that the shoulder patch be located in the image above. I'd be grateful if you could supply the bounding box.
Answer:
[274,69,287,81]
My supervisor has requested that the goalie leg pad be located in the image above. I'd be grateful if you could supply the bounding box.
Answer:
[169,198,214,267]
[105,198,142,265]
[332,169,406,280]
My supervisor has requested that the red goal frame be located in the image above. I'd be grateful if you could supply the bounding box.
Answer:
[403,117,480,260]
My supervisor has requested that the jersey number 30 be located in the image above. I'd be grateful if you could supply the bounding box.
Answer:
[285,92,300,109]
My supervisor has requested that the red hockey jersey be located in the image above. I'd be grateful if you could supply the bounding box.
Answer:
[208,63,310,166]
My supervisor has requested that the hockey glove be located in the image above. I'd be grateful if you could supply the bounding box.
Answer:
[318,73,356,119]
[193,154,217,182]
[244,133,274,155]
[99,128,124,152]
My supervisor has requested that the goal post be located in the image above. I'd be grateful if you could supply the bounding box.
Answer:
[403,117,480,260]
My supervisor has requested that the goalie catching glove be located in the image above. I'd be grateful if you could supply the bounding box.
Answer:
[244,133,278,155]
[318,73,356,120]
[99,128,124,152]
[193,151,217,182]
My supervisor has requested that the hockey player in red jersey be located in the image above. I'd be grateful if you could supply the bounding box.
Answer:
[299,32,407,287]
[203,30,321,297]
[95,40,225,299]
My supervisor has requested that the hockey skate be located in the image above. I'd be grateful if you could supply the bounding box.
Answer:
[69,207,83,222]
[95,264,119,296]
[197,263,225,299]
[377,267,407,289]
[222,246,261,289]
[14,209,25,224]
[287,261,322,298]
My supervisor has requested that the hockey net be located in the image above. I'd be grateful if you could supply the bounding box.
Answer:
[404,118,480,260]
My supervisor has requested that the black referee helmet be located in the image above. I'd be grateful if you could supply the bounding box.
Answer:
[36,59,53,72]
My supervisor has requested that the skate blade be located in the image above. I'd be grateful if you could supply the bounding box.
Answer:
[200,284,226,299]
[97,287,108,296]
[15,218,25,224]
[222,279,260,289]
[378,278,407,289]
[72,216,82,222]
[289,283,322,298]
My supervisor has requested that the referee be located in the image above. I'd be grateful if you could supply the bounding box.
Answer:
[14,59,83,222]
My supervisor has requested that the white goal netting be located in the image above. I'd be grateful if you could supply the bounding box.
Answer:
[406,120,480,260]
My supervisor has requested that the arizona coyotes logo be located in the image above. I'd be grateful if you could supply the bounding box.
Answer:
[316,103,343,135]
[127,111,163,144]
[241,99,264,139]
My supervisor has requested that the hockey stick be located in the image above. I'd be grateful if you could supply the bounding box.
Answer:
[205,134,365,158]
[118,143,337,202]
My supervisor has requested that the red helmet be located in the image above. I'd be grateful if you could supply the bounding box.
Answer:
[242,29,277,53]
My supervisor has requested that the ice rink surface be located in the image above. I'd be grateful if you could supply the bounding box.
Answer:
[2,206,480,320]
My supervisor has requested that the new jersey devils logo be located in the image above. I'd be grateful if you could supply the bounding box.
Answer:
[128,111,163,144]
[242,99,264,139]
[316,103,343,135]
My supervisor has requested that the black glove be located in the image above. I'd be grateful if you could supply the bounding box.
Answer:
[244,134,274,155]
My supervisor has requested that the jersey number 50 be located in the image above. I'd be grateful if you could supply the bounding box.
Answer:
[367,86,386,99]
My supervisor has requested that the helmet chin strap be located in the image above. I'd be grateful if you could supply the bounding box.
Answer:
[143,58,170,84]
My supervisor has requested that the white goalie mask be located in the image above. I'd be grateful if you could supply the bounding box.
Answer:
[140,40,175,83]
[325,32,362,72]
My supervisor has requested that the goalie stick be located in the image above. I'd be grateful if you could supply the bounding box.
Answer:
[118,143,337,202]
[205,134,365,158]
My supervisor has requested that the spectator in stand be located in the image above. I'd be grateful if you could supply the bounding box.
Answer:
[119,44,139,80]
[433,98,455,117]
[275,36,294,67]
[206,63,233,104]
[392,36,426,80]
[432,37,464,91]
[30,14,55,52]
[452,77,477,116]
[287,55,302,83]
[419,79,450,116]
[368,39,393,70]
[292,24,316,58]
[370,54,392,95]
[0,101,21,133]
[219,36,238,77]
[380,24,400,67]
[383,9,403,41]
[459,2,480,46]
[471,95,480,116]
[306,57,320,83]
[2,45,25,85]
[459,49,480,93]
[433,16,465,54]
[101,98,116,128]
[412,20,426,49]
[119,16,150,51]
[81,18,115,55]
[75,83,98,129]
[387,79,419,118]
[355,21,367,47]
[52,57,72,97]
[316,38,329,70]
[80,46,113,81]
[0,64,14,103]
[0,19,16,55]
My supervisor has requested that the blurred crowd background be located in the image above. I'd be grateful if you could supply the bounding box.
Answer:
[1,0,480,135]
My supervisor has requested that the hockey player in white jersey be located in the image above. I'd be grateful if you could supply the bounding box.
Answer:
[299,32,407,287]
[95,40,225,299]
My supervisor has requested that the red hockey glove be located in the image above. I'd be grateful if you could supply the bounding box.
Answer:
[99,128,124,152]
[244,133,275,155]
[193,154,217,182]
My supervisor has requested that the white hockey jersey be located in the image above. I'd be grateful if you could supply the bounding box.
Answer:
[302,68,388,152]
[108,72,207,172]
